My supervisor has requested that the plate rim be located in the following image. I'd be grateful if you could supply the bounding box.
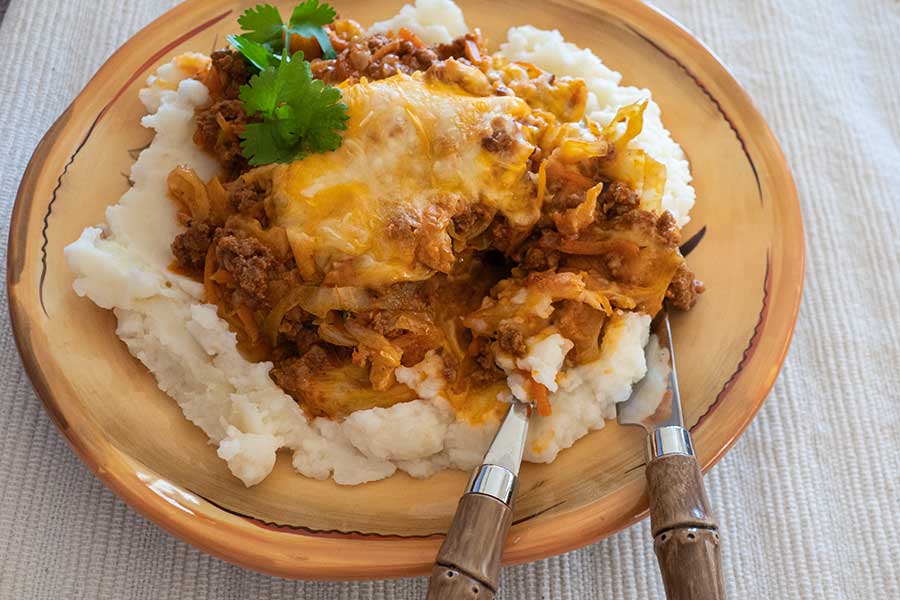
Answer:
[6,0,804,579]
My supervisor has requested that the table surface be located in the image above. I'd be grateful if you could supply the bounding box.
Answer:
[2,0,899,598]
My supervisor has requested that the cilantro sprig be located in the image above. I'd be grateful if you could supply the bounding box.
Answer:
[238,51,349,166]
[220,2,348,166]
[227,0,337,71]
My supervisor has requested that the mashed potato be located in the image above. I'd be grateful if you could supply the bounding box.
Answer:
[65,1,691,486]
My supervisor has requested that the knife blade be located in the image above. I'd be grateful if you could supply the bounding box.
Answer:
[479,400,530,477]
[616,311,726,599]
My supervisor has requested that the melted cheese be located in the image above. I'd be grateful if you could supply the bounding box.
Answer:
[271,70,538,287]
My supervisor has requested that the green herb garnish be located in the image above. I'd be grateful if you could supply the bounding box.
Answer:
[227,34,279,71]
[238,51,349,166]
[227,0,337,68]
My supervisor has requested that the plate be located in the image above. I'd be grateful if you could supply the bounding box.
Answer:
[7,0,803,579]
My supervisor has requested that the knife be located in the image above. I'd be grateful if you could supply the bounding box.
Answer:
[426,400,530,600]
[616,311,726,599]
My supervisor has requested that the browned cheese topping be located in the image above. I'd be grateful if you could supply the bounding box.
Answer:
[170,22,702,421]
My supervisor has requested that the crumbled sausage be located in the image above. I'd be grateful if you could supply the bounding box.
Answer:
[451,205,492,239]
[210,49,251,99]
[415,206,455,273]
[271,346,331,410]
[469,337,505,387]
[616,209,679,248]
[482,129,513,152]
[497,323,526,356]
[278,307,318,353]
[228,176,271,226]
[171,220,213,273]
[434,33,484,62]
[666,263,705,310]
[385,213,418,242]
[655,211,680,247]
[194,100,248,178]
[599,181,640,218]
[215,233,274,307]
[521,245,560,271]
[177,34,706,418]
[311,33,442,84]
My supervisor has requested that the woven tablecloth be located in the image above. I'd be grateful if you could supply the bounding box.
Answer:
[2,0,899,598]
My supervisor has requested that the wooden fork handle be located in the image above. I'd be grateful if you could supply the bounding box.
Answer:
[426,493,513,600]
[646,454,725,600]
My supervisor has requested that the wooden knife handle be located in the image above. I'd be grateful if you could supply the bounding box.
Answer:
[646,454,725,600]
[426,493,513,600]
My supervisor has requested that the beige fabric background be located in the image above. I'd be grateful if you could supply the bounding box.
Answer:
[1,0,898,598]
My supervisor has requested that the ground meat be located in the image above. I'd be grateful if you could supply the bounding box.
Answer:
[171,220,213,273]
[416,220,455,273]
[215,233,274,308]
[558,192,589,211]
[616,209,680,248]
[278,307,318,353]
[210,49,251,100]
[667,263,705,310]
[370,311,400,336]
[446,332,506,393]
[553,300,605,364]
[482,128,513,152]
[481,114,517,153]
[497,323,526,356]
[271,345,332,410]
[434,33,483,62]
[598,181,640,218]
[655,211,680,247]
[374,282,427,312]
[311,34,440,84]
[194,100,248,178]
[369,309,445,367]
[472,337,496,371]
[470,365,504,388]
[488,216,531,255]
[604,251,627,279]
[177,40,704,416]
[451,205,493,240]
[467,335,510,394]
[385,213,418,242]
[521,245,560,271]
[228,176,271,225]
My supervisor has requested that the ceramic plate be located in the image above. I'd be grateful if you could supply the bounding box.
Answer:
[7,0,803,579]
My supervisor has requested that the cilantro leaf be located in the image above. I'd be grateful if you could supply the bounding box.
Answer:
[238,52,349,166]
[240,122,295,166]
[237,4,284,44]
[230,1,337,68]
[237,59,281,115]
[286,24,337,60]
[288,0,338,59]
[289,0,336,27]
[226,34,277,71]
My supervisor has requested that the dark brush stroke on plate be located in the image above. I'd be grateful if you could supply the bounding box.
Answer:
[691,251,772,432]
[623,22,764,203]
[188,489,565,539]
[680,225,706,257]
[37,9,233,317]
[189,488,446,539]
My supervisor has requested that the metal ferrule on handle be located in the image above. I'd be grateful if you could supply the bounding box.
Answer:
[467,464,518,505]
[426,403,528,599]
[649,425,694,459]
